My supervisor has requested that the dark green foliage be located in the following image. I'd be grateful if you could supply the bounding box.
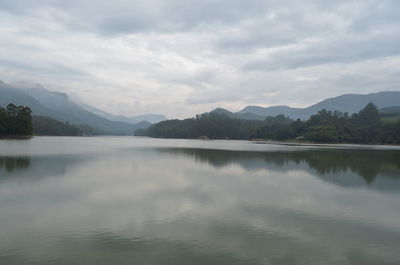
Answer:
[353,103,382,143]
[305,126,341,143]
[32,116,86,136]
[137,112,263,139]
[264,114,293,125]
[0,103,97,136]
[138,103,400,144]
[380,106,400,124]
[0,104,33,136]
[379,122,400,144]
[302,103,387,143]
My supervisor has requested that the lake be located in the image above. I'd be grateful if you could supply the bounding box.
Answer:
[1,136,400,265]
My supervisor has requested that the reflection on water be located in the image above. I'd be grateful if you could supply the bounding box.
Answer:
[0,137,400,265]
[160,148,400,188]
[0,157,30,172]
[0,155,97,184]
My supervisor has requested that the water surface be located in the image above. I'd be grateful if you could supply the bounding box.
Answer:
[1,137,400,265]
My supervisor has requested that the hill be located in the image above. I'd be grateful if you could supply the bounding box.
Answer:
[380,106,400,116]
[82,104,166,124]
[238,91,400,120]
[138,103,400,144]
[379,106,400,124]
[0,81,52,115]
[32,115,89,136]
[0,81,151,135]
[209,108,266,120]
[240,105,301,118]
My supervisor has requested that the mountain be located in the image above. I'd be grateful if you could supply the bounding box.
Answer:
[32,115,87,136]
[209,108,266,120]
[82,104,166,124]
[239,91,400,120]
[379,106,400,116]
[0,81,52,115]
[0,81,151,135]
[239,105,301,119]
[131,114,166,124]
[300,91,400,119]
[379,106,400,124]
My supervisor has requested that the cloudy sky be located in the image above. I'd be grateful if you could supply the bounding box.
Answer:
[0,0,399,118]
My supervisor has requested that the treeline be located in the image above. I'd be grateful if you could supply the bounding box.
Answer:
[32,116,86,136]
[136,113,263,139]
[1,103,98,137]
[136,103,400,144]
[32,115,101,136]
[0,104,33,136]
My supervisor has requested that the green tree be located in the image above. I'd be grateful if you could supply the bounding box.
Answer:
[352,103,382,143]
[0,104,33,136]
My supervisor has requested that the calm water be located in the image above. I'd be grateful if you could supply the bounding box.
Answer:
[1,137,400,265]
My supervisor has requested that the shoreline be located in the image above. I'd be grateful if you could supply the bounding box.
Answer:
[137,136,400,148]
[251,139,400,148]
[1,135,399,148]
[0,135,33,139]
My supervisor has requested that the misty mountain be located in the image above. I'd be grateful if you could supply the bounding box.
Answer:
[32,115,87,136]
[378,106,400,116]
[240,105,302,118]
[239,91,400,120]
[0,81,51,114]
[82,104,166,124]
[0,81,151,135]
[209,108,266,120]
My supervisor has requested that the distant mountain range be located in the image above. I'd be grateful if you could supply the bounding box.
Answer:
[2,79,399,134]
[210,108,266,120]
[0,81,161,135]
[82,104,166,124]
[211,91,400,120]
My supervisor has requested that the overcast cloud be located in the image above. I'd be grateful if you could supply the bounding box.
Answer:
[0,0,399,118]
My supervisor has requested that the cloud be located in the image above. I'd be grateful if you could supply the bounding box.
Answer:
[0,0,399,118]
[243,29,400,71]
[0,0,272,34]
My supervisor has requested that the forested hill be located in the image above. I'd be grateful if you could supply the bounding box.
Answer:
[136,103,400,144]
[238,91,400,120]
[0,81,151,135]
[32,116,98,136]
[1,103,93,136]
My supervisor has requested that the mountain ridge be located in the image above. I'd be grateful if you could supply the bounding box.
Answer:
[82,104,166,124]
[237,91,400,120]
[2,80,399,126]
[0,81,151,135]
[10,81,166,124]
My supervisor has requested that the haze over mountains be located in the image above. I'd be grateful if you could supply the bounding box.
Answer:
[213,91,400,120]
[1,80,399,135]
[82,104,166,124]
[0,81,165,135]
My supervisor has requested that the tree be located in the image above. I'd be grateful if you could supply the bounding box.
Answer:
[136,103,398,144]
[0,104,33,136]
[352,103,382,143]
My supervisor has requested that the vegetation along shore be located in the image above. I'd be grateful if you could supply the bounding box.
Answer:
[136,103,400,144]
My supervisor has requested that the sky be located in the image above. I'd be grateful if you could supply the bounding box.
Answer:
[0,0,399,118]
